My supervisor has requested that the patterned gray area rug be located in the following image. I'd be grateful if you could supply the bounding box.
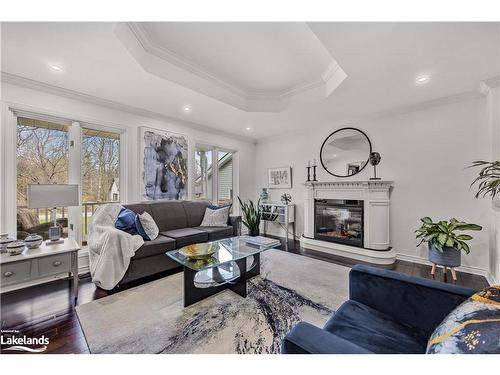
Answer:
[76,249,350,354]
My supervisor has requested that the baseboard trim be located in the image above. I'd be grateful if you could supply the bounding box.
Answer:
[396,253,497,286]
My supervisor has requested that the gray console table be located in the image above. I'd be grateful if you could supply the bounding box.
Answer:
[261,203,295,249]
[0,237,80,305]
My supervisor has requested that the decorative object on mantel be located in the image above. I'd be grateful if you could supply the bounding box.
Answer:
[306,160,318,182]
[280,193,292,205]
[469,160,500,199]
[369,152,382,180]
[260,188,269,203]
[320,127,372,178]
[268,167,292,188]
[415,217,482,282]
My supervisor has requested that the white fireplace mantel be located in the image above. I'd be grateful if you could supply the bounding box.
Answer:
[301,180,396,265]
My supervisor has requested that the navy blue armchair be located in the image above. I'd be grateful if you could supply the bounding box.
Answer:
[282,264,476,354]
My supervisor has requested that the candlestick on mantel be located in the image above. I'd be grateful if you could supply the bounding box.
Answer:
[307,160,311,168]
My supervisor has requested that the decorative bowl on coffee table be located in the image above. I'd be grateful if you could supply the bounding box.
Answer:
[179,242,219,260]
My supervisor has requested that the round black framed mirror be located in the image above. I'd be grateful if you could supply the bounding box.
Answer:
[320,127,372,178]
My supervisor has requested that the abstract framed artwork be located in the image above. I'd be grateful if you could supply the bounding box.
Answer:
[268,167,292,189]
[139,126,188,200]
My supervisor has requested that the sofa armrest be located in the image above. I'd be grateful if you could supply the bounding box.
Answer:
[349,264,476,338]
[228,215,242,236]
[282,322,372,354]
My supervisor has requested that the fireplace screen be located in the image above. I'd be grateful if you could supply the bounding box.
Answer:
[314,199,364,248]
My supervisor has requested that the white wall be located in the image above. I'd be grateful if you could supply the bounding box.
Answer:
[256,95,492,272]
[0,82,256,233]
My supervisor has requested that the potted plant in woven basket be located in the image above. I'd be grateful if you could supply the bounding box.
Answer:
[415,217,482,269]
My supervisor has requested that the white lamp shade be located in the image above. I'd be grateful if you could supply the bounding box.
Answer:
[28,184,79,208]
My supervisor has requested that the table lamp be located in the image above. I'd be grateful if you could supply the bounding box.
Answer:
[28,184,79,244]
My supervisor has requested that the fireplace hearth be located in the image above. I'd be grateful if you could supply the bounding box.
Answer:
[314,199,364,248]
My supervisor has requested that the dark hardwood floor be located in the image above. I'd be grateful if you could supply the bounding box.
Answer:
[0,237,489,354]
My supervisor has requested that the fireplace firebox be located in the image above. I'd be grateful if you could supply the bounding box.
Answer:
[314,199,364,248]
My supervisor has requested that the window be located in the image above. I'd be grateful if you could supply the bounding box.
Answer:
[194,146,213,201]
[16,117,69,239]
[194,145,234,206]
[217,151,233,205]
[81,127,120,244]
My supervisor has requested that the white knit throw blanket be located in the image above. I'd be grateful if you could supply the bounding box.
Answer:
[88,203,144,290]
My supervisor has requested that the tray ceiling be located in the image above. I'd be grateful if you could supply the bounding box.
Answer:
[117,22,346,112]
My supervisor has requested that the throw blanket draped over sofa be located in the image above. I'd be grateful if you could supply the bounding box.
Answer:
[88,203,144,290]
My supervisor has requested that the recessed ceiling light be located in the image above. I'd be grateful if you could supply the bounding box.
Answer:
[245,126,251,131]
[415,74,430,85]
[182,105,191,113]
[49,64,63,72]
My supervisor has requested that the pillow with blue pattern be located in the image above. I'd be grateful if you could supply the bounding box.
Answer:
[426,285,500,354]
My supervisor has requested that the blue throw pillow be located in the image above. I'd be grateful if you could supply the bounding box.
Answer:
[208,203,232,210]
[426,285,500,354]
[114,207,138,235]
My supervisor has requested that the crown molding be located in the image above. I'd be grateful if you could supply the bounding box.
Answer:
[479,75,500,95]
[121,23,346,112]
[1,72,256,144]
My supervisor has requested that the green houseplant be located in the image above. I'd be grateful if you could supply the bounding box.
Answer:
[415,217,482,267]
[237,197,277,236]
[469,160,500,199]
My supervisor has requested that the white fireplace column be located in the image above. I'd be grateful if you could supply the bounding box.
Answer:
[301,181,395,265]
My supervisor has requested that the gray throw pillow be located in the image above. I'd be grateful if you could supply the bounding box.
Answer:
[200,206,230,227]
[135,212,159,241]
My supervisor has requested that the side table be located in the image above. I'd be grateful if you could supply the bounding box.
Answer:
[0,237,80,305]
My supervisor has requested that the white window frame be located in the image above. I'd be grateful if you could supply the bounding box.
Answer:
[194,143,237,208]
[2,105,126,247]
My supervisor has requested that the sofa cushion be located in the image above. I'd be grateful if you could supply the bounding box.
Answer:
[132,234,177,259]
[182,200,211,227]
[123,203,153,216]
[426,285,500,354]
[193,226,234,241]
[150,201,188,231]
[161,228,208,248]
[323,300,427,354]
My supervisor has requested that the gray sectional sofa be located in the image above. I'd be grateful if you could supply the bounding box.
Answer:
[118,200,241,286]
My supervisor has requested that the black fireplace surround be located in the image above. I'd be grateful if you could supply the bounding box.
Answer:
[314,199,364,248]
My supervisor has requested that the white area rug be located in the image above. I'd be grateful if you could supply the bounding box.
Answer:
[76,250,350,353]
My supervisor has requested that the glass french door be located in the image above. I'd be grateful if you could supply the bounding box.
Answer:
[16,117,70,240]
[194,145,234,206]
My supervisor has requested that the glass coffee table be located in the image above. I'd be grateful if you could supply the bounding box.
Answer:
[167,236,279,307]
